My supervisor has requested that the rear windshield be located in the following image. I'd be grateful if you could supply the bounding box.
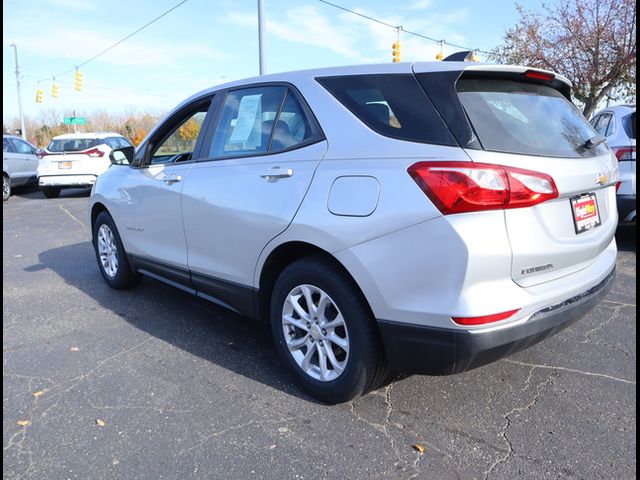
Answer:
[456,78,607,157]
[47,138,101,152]
[625,112,636,139]
[317,74,456,146]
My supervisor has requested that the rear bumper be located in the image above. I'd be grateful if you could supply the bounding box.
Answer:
[377,267,615,375]
[39,175,97,188]
[617,194,636,222]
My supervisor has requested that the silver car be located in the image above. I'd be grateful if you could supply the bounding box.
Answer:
[89,62,618,403]
[590,104,636,223]
[3,134,40,202]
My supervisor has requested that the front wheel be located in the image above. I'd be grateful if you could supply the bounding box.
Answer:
[3,175,10,202]
[92,211,139,289]
[271,256,388,404]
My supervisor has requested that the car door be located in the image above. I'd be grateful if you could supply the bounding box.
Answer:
[6,137,38,184]
[109,96,217,286]
[181,85,327,314]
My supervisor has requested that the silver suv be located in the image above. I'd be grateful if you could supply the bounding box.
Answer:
[3,134,40,202]
[590,104,636,223]
[90,62,618,403]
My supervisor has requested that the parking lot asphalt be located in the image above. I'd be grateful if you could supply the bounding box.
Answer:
[3,187,636,480]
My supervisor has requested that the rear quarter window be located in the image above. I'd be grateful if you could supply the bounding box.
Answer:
[317,74,457,146]
[457,78,607,158]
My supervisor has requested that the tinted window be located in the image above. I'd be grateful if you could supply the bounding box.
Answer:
[105,137,121,149]
[457,79,607,157]
[270,90,320,151]
[317,74,457,146]
[593,113,612,137]
[625,112,636,139]
[10,138,36,154]
[210,86,286,158]
[3,138,14,153]
[48,138,100,152]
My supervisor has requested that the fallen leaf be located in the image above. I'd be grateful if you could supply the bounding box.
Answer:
[412,444,426,454]
[16,420,31,426]
[96,419,106,427]
[70,347,80,352]
[32,390,45,398]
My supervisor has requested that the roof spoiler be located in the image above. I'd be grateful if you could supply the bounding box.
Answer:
[443,50,479,62]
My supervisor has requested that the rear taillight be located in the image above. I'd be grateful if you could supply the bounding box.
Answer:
[85,148,105,158]
[613,147,636,161]
[452,309,520,326]
[408,161,558,214]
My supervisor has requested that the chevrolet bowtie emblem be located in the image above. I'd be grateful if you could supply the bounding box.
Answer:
[596,174,608,186]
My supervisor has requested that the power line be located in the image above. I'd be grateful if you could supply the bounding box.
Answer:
[316,0,491,55]
[53,0,191,78]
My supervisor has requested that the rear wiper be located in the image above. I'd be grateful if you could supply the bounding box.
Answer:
[581,134,606,150]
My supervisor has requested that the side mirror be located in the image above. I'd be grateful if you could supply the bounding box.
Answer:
[36,148,45,159]
[109,146,134,165]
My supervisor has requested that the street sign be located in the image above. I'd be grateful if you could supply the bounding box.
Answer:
[63,117,86,125]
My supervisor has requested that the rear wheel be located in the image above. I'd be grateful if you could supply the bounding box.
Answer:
[93,211,139,289]
[42,187,61,199]
[3,175,10,202]
[271,256,388,403]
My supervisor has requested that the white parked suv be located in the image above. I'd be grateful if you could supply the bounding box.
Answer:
[590,105,636,223]
[89,62,618,403]
[38,132,132,198]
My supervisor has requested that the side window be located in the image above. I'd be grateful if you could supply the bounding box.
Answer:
[589,115,600,128]
[593,113,612,137]
[270,90,318,151]
[149,104,210,165]
[3,138,14,153]
[118,137,133,148]
[105,137,120,149]
[10,138,35,154]
[210,86,286,158]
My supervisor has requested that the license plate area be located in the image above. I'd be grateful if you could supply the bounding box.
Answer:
[570,193,601,234]
[58,161,72,169]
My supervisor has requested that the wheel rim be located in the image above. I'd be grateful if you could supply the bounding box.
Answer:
[97,224,118,278]
[3,177,9,197]
[282,284,350,382]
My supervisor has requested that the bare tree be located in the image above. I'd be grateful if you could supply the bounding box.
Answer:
[491,0,636,118]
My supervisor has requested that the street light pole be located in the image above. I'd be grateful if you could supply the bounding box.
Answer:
[10,43,27,140]
[258,0,266,75]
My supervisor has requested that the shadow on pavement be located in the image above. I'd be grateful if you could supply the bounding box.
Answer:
[36,241,323,404]
[12,185,91,200]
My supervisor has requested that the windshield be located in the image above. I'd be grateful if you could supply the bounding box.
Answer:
[457,78,607,158]
[47,138,100,152]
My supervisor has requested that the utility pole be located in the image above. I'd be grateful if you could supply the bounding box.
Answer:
[258,0,266,75]
[10,43,27,140]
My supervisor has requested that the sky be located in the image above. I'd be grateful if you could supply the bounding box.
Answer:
[3,0,545,122]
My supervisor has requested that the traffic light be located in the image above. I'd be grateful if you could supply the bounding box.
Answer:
[392,42,401,63]
[74,69,83,92]
[51,82,59,98]
[35,88,44,103]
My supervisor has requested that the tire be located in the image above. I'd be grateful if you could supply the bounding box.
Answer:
[42,187,61,199]
[3,175,10,202]
[271,256,389,404]
[92,211,140,289]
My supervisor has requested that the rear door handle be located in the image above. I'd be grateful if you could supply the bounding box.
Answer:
[162,174,182,185]
[260,167,293,182]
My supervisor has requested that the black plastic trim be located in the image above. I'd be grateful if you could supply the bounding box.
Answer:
[128,254,257,319]
[377,268,615,375]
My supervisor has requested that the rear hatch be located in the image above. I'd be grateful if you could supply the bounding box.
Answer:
[41,138,110,175]
[415,64,617,287]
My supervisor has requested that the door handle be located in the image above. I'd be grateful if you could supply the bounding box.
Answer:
[162,174,182,185]
[260,167,294,182]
